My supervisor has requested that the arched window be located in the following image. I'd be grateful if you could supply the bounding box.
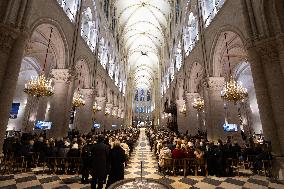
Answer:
[183,12,198,56]
[108,54,115,78]
[98,38,108,69]
[57,0,80,22]
[202,0,226,27]
[175,41,182,71]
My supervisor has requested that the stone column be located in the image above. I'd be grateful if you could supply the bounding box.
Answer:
[47,69,74,139]
[22,96,39,132]
[36,97,48,121]
[205,77,226,141]
[185,93,199,135]
[75,89,94,134]
[0,30,28,154]
[176,99,187,134]
[247,43,284,178]
[94,96,106,131]
[246,44,283,156]
[105,103,113,130]
[111,106,119,128]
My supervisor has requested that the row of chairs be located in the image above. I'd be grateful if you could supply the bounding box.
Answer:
[161,158,208,177]
[160,155,272,177]
[43,157,82,175]
[0,155,83,175]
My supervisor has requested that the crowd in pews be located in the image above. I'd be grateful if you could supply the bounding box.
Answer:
[1,127,140,189]
[146,128,272,177]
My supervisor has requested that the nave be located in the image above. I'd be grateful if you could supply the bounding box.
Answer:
[1,128,283,189]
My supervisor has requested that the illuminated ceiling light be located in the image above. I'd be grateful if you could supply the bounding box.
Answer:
[221,76,248,103]
[72,92,85,107]
[180,101,187,114]
[93,102,102,114]
[192,97,205,111]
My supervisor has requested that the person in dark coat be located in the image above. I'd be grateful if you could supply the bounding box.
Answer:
[90,135,110,189]
[106,140,126,187]
[81,139,93,184]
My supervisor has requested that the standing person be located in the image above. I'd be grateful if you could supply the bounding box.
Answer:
[90,135,110,189]
[106,140,126,187]
[81,139,93,184]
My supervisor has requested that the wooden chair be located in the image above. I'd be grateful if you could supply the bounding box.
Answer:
[227,158,241,176]
[185,158,197,176]
[47,157,57,174]
[262,159,272,177]
[12,156,27,173]
[246,155,256,169]
[195,158,208,176]
[2,156,13,175]
[161,157,173,176]
[172,158,187,177]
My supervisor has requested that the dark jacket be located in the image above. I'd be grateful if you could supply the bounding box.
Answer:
[90,142,110,177]
[107,146,126,187]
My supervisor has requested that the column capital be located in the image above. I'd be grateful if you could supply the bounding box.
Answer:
[80,88,95,99]
[50,69,74,83]
[95,96,106,103]
[185,92,199,101]
[0,25,19,53]
[207,77,224,91]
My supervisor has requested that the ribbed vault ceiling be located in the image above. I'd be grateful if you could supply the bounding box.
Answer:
[115,0,171,89]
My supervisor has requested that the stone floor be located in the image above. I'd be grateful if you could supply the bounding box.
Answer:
[0,128,283,189]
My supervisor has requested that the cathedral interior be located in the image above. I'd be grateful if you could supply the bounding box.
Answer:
[0,0,284,189]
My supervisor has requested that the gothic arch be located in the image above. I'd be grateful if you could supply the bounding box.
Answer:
[210,29,247,77]
[186,61,204,93]
[209,26,247,77]
[29,19,69,69]
[74,58,92,89]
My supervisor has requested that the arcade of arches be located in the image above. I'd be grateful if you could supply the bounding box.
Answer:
[0,0,284,188]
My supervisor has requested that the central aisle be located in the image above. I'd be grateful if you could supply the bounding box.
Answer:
[125,128,161,180]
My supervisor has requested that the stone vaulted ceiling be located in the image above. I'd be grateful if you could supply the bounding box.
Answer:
[115,0,171,89]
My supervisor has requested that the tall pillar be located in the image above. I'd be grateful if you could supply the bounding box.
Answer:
[94,96,106,132]
[75,89,94,134]
[205,77,226,141]
[105,103,113,130]
[48,69,74,139]
[176,99,187,134]
[111,106,118,127]
[0,30,28,154]
[22,96,39,132]
[185,93,199,135]
[36,98,48,121]
[247,43,284,178]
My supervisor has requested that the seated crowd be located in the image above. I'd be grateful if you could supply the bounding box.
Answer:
[146,128,272,177]
[2,127,140,189]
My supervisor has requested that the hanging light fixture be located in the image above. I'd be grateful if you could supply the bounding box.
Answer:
[220,33,248,104]
[192,97,204,111]
[24,27,54,97]
[221,76,248,103]
[72,64,85,107]
[105,107,111,116]
[72,92,85,107]
[92,102,102,114]
[180,101,187,114]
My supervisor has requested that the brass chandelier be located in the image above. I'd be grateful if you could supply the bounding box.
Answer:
[105,107,111,116]
[180,101,187,114]
[93,102,102,114]
[24,27,54,98]
[220,33,248,104]
[221,76,248,103]
[192,97,204,111]
[72,92,85,107]
[24,74,54,97]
